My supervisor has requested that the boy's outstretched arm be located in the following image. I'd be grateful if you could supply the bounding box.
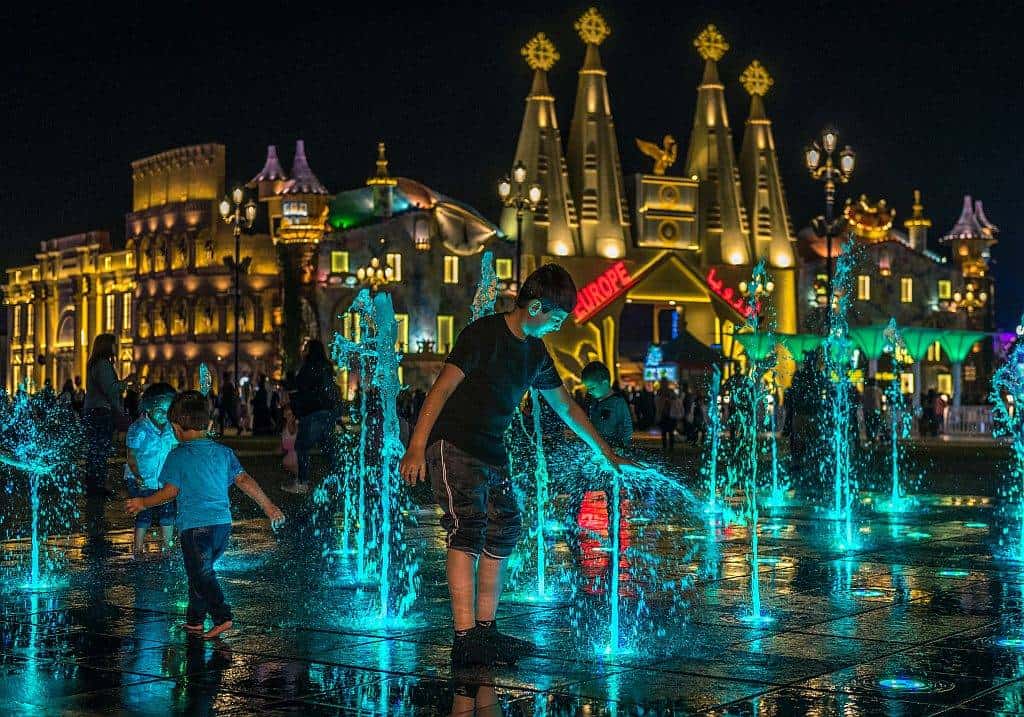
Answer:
[399,363,465,485]
[541,386,636,472]
[234,472,286,530]
[126,483,179,515]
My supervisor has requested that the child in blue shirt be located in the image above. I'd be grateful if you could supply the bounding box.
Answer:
[126,390,285,639]
[124,382,178,558]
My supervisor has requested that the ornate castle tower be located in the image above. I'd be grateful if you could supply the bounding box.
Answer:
[903,189,932,251]
[501,32,580,266]
[566,8,629,259]
[940,195,998,280]
[684,25,751,267]
[738,60,797,332]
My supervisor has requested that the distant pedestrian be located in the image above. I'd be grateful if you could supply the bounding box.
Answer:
[286,339,340,494]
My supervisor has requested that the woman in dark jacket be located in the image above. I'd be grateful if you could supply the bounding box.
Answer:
[284,340,339,493]
[82,333,129,539]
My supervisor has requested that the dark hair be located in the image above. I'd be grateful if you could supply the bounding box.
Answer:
[87,333,117,367]
[304,339,331,366]
[516,264,577,314]
[168,390,211,431]
[581,361,610,384]
[141,382,176,410]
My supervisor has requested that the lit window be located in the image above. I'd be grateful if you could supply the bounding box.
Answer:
[964,365,977,382]
[14,271,21,284]
[121,293,132,332]
[104,256,112,272]
[496,258,513,280]
[857,275,871,301]
[936,373,952,396]
[714,317,722,345]
[386,253,403,282]
[937,279,951,300]
[437,315,454,353]
[126,252,134,267]
[26,305,33,338]
[32,268,38,281]
[927,341,941,362]
[105,294,115,332]
[341,313,361,343]
[815,273,827,296]
[443,256,459,284]
[12,305,20,338]
[900,277,913,303]
[900,372,915,395]
[394,313,409,352]
[331,251,349,274]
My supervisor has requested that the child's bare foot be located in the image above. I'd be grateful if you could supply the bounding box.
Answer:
[203,620,232,640]
[182,623,204,633]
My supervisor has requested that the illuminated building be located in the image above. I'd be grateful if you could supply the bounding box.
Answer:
[3,140,510,394]
[504,15,799,386]
[797,191,999,403]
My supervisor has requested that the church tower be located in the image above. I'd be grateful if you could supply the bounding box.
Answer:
[566,8,629,259]
[501,32,579,267]
[684,25,751,267]
[739,61,795,268]
[738,60,797,333]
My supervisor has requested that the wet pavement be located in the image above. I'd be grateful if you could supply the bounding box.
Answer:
[4,472,1024,715]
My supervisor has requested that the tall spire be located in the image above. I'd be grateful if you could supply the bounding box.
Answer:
[282,139,328,195]
[566,7,629,259]
[366,141,398,218]
[501,32,579,259]
[684,25,751,267]
[902,189,932,250]
[738,60,795,268]
[940,195,998,278]
[249,145,288,199]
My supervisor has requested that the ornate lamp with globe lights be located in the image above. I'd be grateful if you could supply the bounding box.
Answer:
[497,161,542,287]
[804,129,856,290]
[218,187,257,389]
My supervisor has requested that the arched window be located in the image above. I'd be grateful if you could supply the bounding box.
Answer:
[226,296,256,334]
[56,312,75,347]
[171,234,188,270]
[171,299,189,336]
[139,237,152,274]
[195,297,218,335]
[153,301,168,337]
[153,236,167,273]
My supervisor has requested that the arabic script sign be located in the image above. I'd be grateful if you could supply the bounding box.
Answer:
[706,267,755,318]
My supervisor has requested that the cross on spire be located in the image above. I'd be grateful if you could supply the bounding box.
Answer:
[575,8,610,46]
[521,32,559,71]
[694,24,729,61]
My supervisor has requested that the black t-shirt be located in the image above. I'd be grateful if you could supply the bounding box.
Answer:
[429,313,563,466]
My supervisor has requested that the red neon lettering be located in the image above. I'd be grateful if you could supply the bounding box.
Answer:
[705,268,754,318]
[574,261,637,323]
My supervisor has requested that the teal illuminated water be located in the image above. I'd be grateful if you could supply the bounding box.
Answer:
[991,312,1024,562]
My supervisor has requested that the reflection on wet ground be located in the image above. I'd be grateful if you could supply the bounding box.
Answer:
[4,493,1024,715]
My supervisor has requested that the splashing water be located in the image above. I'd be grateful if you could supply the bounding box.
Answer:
[702,364,724,515]
[991,312,1024,562]
[822,241,859,550]
[330,289,420,621]
[0,389,84,590]
[198,363,212,397]
[470,250,498,322]
[875,319,917,514]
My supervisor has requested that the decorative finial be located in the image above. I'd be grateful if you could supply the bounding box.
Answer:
[740,60,773,97]
[521,32,560,71]
[575,8,610,46]
[694,24,729,61]
[367,140,397,187]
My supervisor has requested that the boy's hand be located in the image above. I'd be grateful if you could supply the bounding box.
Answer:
[125,498,145,516]
[265,504,286,531]
[399,446,427,486]
[600,449,641,475]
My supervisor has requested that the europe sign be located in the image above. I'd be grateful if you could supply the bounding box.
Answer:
[573,261,638,323]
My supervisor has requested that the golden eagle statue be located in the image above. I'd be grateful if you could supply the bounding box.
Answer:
[635,135,678,176]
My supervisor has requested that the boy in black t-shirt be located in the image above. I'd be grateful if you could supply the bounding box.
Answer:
[400,264,634,667]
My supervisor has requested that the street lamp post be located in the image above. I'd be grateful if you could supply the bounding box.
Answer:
[804,130,855,288]
[219,187,257,391]
[497,161,542,286]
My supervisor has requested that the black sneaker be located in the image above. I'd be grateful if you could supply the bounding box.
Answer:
[477,622,536,661]
[451,627,500,666]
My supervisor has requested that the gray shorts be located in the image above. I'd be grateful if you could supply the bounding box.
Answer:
[426,440,522,559]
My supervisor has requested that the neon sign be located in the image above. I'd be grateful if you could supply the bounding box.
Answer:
[706,267,755,318]
[573,260,638,323]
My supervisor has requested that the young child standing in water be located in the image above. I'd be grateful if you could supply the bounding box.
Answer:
[126,391,285,639]
[124,382,179,558]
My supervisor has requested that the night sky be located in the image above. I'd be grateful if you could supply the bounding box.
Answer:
[3,2,1020,328]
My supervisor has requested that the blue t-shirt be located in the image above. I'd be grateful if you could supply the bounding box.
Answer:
[159,438,244,531]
